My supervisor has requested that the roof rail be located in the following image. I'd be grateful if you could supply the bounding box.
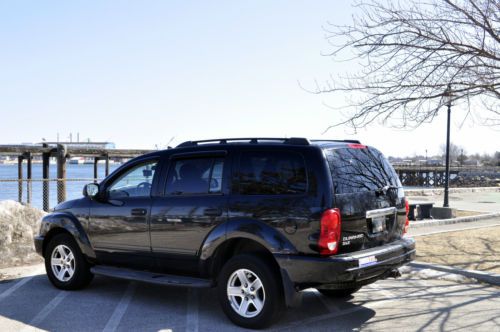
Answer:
[176,137,310,148]
[310,139,362,144]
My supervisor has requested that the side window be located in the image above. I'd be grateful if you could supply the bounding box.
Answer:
[108,160,158,198]
[239,151,307,195]
[165,157,224,195]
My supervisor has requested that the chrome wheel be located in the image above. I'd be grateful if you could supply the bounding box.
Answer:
[227,268,265,318]
[51,244,75,282]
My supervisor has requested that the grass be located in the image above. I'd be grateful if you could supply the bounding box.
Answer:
[415,226,500,274]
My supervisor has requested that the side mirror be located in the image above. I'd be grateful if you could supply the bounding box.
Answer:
[83,183,100,199]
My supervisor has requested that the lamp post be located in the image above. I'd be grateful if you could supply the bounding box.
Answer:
[443,84,452,208]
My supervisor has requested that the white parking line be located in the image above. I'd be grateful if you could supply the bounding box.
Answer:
[22,291,69,331]
[0,268,44,302]
[185,288,199,332]
[102,282,137,332]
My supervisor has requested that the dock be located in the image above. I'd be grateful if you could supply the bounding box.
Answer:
[0,144,152,211]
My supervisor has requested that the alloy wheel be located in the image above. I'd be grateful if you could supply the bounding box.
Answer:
[227,268,266,318]
[50,244,75,282]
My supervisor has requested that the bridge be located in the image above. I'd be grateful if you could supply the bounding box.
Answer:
[393,165,499,187]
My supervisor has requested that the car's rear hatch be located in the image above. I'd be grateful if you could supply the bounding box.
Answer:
[324,144,406,254]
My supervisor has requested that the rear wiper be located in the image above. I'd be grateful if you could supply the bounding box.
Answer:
[375,185,398,196]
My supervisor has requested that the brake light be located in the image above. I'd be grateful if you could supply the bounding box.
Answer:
[347,143,367,149]
[403,198,410,235]
[318,208,342,255]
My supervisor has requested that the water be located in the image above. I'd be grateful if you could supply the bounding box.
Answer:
[0,163,441,210]
[0,163,120,209]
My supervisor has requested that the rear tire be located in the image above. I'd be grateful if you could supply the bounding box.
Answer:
[217,254,285,329]
[317,286,362,298]
[44,233,93,290]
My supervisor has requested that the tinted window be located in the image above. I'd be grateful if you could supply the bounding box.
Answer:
[108,160,158,198]
[165,158,224,195]
[325,147,401,194]
[239,151,307,195]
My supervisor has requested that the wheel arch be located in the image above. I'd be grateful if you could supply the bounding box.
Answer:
[39,212,96,260]
[199,219,303,308]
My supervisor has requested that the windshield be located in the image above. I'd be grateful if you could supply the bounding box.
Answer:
[325,147,401,194]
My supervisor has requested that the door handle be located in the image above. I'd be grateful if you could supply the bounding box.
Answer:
[203,208,222,217]
[131,208,147,216]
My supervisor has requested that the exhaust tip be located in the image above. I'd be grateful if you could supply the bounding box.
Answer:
[388,269,402,279]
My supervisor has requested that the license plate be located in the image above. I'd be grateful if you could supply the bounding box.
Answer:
[359,255,378,267]
[371,216,386,233]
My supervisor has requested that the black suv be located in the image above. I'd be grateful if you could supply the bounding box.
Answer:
[35,137,415,329]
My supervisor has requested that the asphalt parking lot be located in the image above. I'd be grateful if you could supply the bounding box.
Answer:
[0,265,499,332]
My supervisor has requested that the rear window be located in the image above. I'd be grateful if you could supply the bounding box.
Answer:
[325,147,401,194]
[238,151,307,195]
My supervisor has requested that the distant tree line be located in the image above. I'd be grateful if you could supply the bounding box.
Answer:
[389,147,500,167]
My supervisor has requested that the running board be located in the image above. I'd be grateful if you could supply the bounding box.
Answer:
[91,266,213,288]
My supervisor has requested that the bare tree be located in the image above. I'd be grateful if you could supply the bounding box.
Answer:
[313,0,499,131]
[440,142,465,161]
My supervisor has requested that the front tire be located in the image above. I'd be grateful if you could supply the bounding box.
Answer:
[44,233,93,290]
[217,254,284,329]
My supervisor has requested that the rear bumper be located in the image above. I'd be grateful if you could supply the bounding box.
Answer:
[275,237,415,288]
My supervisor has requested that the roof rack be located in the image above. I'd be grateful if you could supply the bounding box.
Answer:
[310,139,361,144]
[176,137,310,148]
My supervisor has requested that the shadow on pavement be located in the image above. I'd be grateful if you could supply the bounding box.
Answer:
[3,273,499,331]
[0,273,376,331]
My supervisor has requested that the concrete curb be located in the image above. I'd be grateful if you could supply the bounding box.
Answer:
[409,261,500,287]
[409,211,500,228]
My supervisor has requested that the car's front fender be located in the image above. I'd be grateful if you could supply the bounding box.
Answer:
[36,212,96,260]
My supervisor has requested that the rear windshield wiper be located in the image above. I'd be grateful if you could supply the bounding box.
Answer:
[375,185,398,196]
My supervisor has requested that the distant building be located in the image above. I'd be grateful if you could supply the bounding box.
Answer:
[40,142,116,149]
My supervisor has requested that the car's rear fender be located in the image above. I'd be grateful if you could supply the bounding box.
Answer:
[199,218,298,263]
[198,218,303,307]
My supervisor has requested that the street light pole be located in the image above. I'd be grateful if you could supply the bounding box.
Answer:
[443,84,452,208]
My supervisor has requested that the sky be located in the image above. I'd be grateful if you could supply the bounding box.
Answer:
[0,0,498,157]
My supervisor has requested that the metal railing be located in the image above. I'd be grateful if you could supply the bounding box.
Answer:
[0,178,100,211]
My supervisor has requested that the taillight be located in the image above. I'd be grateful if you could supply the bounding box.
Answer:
[403,198,410,235]
[318,208,342,256]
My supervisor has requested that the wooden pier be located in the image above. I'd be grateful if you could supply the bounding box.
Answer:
[0,144,152,211]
